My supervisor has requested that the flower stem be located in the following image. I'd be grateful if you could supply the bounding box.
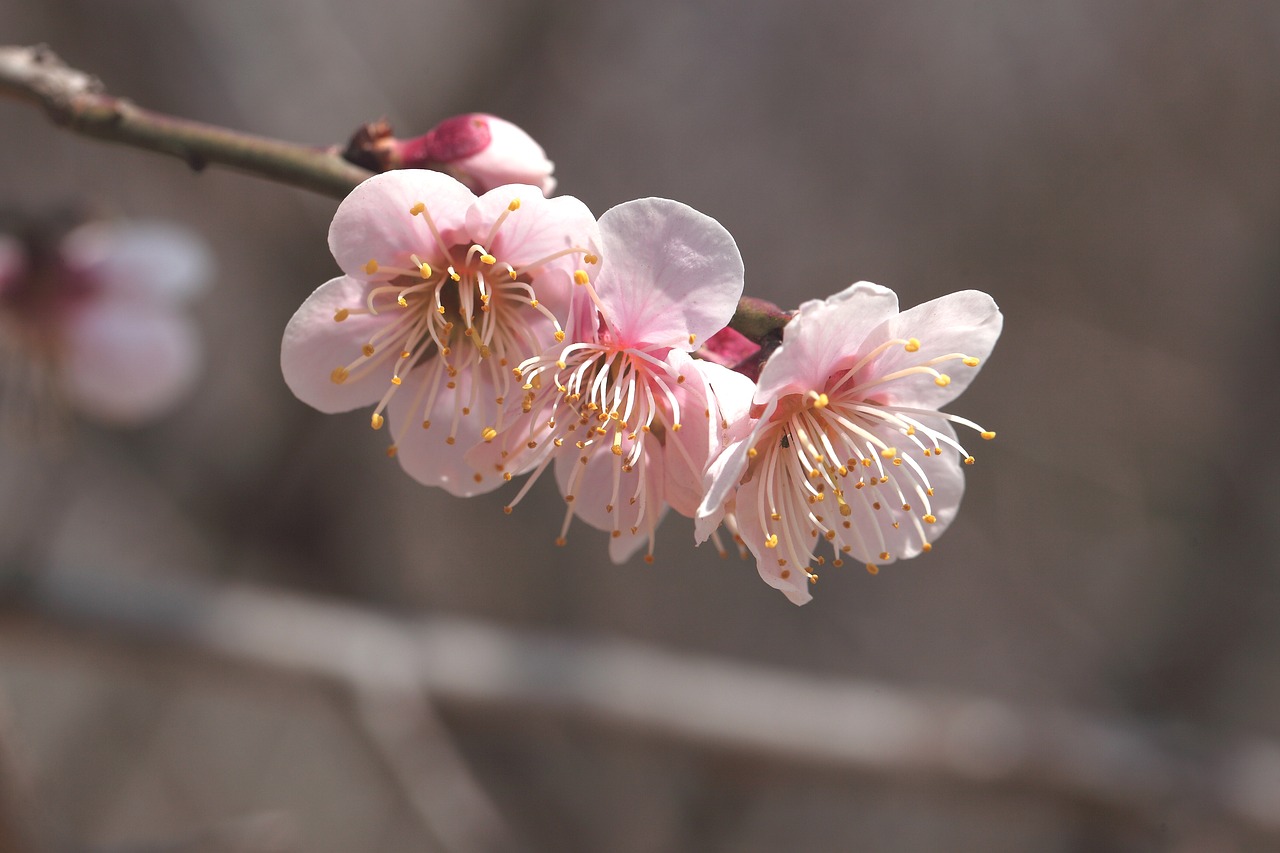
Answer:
[0,44,371,199]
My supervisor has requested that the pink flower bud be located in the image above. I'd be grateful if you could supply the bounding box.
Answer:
[396,114,556,195]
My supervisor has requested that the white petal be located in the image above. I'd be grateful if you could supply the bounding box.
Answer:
[554,437,667,564]
[733,472,814,606]
[866,289,1002,408]
[594,198,743,349]
[62,300,200,424]
[280,276,398,413]
[328,170,475,280]
[387,365,502,497]
[756,282,898,402]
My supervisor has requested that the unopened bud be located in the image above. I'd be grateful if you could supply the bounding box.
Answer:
[396,114,556,195]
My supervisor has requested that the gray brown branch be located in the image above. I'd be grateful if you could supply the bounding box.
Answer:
[3,569,1280,840]
[0,45,371,198]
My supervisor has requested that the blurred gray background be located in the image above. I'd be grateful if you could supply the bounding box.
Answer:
[2,1,1279,851]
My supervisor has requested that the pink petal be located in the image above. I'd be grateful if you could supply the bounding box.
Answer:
[865,290,1003,409]
[755,282,898,402]
[733,473,814,606]
[62,300,200,424]
[328,170,475,280]
[554,436,667,564]
[386,366,502,497]
[280,276,398,413]
[594,199,743,350]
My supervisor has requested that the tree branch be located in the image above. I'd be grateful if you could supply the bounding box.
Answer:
[4,569,1280,840]
[0,45,371,198]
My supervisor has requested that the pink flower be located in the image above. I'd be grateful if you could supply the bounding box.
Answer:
[281,170,599,496]
[0,219,209,428]
[473,198,754,562]
[698,282,1002,605]
[396,114,557,196]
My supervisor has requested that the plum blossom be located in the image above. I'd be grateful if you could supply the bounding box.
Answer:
[0,218,209,431]
[281,169,599,496]
[473,198,755,562]
[396,114,557,196]
[698,282,1002,605]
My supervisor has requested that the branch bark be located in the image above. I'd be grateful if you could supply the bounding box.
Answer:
[0,45,371,198]
[4,569,1280,840]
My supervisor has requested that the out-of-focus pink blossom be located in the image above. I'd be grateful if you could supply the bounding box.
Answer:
[0,219,210,429]
[698,282,1002,605]
[474,198,754,562]
[396,114,557,197]
[281,170,598,496]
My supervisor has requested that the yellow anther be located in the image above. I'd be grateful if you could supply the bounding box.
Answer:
[419,262,433,278]
[812,392,830,409]
[963,356,980,367]
[866,564,880,575]
[584,253,599,265]
[780,569,791,580]
[671,423,681,432]
[573,269,590,285]
[445,436,456,445]
[386,445,397,458]
[964,456,975,465]
[923,514,937,524]
[362,344,376,357]
[808,574,819,585]
[764,534,779,549]
[409,202,425,215]
[892,457,902,466]
[981,431,997,440]
[676,375,686,384]
[449,270,461,281]
[330,367,349,385]
[880,446,897,458]
[480,253,496,265]
[400,350,411,359]
[333,308,350,322]
[904,338,920,352]
[935,374,951,387]
[922,542,933,552]
[507,198,521,211]
[879,551,890,560]
[364,259,379,274]
[422,419,431,429]
[688,334,697,345]
[397,296,409,307]
[391,375,402,386]
[370,413,384,430]
[554,330,566,342]
[482,427,497,442]
[748,448,758,459]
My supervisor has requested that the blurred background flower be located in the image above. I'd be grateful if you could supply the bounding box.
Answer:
[0,215,209,434]
[1,2,1278,851]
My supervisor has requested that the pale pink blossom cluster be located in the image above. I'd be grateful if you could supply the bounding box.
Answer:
[0,219,209,431]
[282,168,1002,604]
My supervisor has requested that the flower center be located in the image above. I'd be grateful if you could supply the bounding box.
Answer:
[745,335,995,585]
[496,338,687,561]
[327,197,593,463]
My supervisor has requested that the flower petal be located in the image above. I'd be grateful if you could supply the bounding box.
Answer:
[328,170,475,280]
[555,435,667,564]
[756,282,898,401]
[594,198,743,349]
[280,275,398,413]
[663,353,757,519]
[865,289,1002,408]
[62,300,200,424]
[387,364,502,497]
[733,472,814,606]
